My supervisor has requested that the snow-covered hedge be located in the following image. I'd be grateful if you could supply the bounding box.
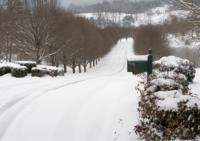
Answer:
[0,63,28,77]
[11,67,28,78]
[0,63,65,78]
[31,65,64,77]
[16,61,36,73]
[0,65,11,76]
[135,57,200,141]
[154,56,196,82]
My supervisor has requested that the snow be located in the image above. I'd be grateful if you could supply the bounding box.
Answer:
[151,78,179,88]
[191,68,200,95]
[0,38,200,141]
[156,71,187,81]
[155,90,200,111]
[154,56,190,68]
[167,33,200,48]
[15,61,36,65]
[32,65,64,72]
[0,62,26,69]
[0,38,141,141]
[127,55,148,61]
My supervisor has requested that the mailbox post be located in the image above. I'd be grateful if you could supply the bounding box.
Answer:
[147,49,153,77]
[127,49,153,76]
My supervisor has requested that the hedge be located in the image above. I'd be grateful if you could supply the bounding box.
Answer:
[31,65,64,77]
[16,61,36,73]
[135,56,200,141]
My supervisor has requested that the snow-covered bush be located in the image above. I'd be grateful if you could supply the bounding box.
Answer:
[11,66,28,78]
[31,65,64,77]
[16,61,36,73]
[135,57,200,140]
[154,56,196,82]
[0,66,11,76]
[0,63,27,77]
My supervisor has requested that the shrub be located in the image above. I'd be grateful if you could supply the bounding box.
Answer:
[0,66,11,76]
[0,63,28,77]
[135,57,200,141]
[31,65,64,77]
[154,56,196,82]
[31,68,46,77]
[11,67,28,78]
[16,61,36,73]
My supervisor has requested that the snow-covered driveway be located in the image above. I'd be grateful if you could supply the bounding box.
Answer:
[0,39,141,141]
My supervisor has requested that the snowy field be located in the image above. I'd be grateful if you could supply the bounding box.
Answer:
[0,38,200,141]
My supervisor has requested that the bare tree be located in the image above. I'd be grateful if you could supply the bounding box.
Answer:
[15,0,59,64]
[175,0,200,35]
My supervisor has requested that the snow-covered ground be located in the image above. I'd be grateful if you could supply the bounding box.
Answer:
[0,39,142,141]
[168,33,200,48]
[1,38,200,141]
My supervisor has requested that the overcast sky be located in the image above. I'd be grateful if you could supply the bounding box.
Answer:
[61,0,152,7]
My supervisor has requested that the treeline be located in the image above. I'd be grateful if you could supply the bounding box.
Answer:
[134,24,171,60]
[133,15,196,61]
[67,0,170,14]
[0,0,126,73]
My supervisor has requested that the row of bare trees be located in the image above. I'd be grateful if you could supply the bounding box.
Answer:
[0,0,125,73]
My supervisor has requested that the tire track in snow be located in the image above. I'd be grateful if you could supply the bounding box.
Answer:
[0,79,86,140]
[0,79,44,89]
[0,39,131,141]
[53,43,128,141]
[0,79,85,116]
[51,77,114,141]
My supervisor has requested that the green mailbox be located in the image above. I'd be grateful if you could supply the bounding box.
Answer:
[127,49,153,76]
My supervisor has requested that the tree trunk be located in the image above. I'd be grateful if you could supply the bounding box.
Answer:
[8,42,12,62]
[56,61,59,67]
[93,60,95,66]
[51,56,56,66]
[72,66,75,74]
[6,35,9,62]
[78,64,81,73]
[64,63,67,73]
[90,61,92,68]
[62,53,67,72]
[96,59,98,64]
[84,65,87,72]
[36,44,41,64]
[36,52,40,64]
[72,58,76,74]
[6,51,8,62]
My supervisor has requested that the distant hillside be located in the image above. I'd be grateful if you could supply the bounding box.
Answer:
[77,5,189,28]
[67,0,171,14]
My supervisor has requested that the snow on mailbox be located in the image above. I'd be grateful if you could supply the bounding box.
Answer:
[127,49,153,76]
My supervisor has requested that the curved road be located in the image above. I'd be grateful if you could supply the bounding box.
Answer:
[0,39,140,141]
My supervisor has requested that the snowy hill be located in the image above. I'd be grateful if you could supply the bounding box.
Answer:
[78,5,189,27]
